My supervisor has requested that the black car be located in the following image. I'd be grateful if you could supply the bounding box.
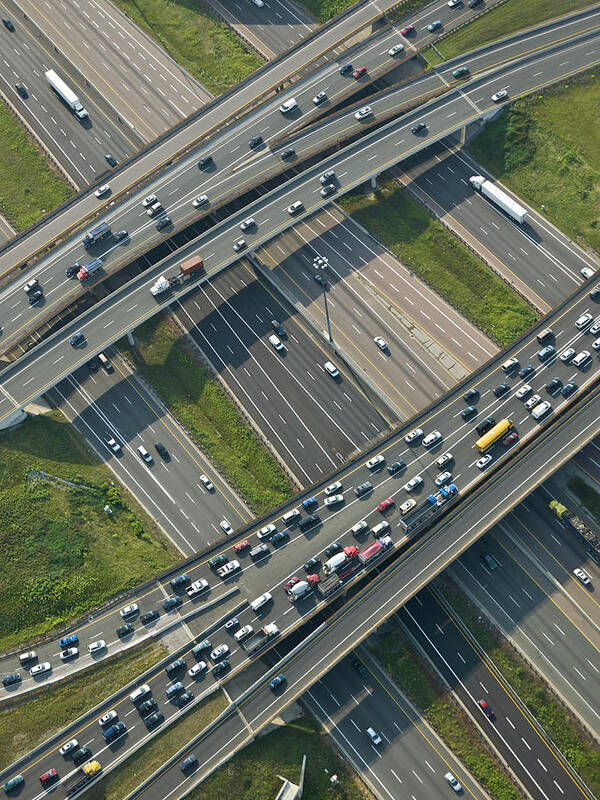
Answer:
[304,556,321,573]
[249,135,263,148]
[2,18,14,31]
[411,121,427,134]
[28,289,43,305]
[87,357,100,372]
[590,286,600,300]
[116,623,134,637]
[468,0,483,6]
[476,417,495,436]
[2,673,21,687]
[15,83,27,98]
[156,216,171,230]
[518,365,535,379]
[212,659,229,675]
[208,554,228,569]
[114,230,128,242]
[140,609,160,625]
[339,63,353,75]
[387,460,406,474]
[461,405,477,421]
[271,320,285,337]
[155,442,170,460]
[69,332,85,347]
[73,747,92,766]
[170,573,190,590]
[192,639,211,656]
[138,698,157,715]
[281,147,296,160]
[561,381,578,398]
[324,542,342,558]
[165,658,186,678]
[66,263,80,278]
[271,531,289,545]
[175,691,194,708]
[145,711,164,728]
[355,481,373,497]
[493,383,509,397]
[352,659,368,677]
[180,755,198,772]
[546,377,562,394]
[163,596,183,611]
[105,153,117,167]
[198,156,212,169]
[463,388,479,403]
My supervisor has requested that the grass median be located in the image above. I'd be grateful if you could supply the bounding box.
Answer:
[0,643,166,770]
[188,712,373,800]
[339,177,538,346]
[0,411,179,651]
[119,315,293,515]
[437,576,600,796]
[422,0,593,65]
[467,71,600,255]
[111,0,263,95]
[0,101,72,231]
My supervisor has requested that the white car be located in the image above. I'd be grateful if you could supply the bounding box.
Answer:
[575,312,593,330]
[59,739,78,756]
[312,91,327,105]
[120,603,139,618]
[220,519,233,535]
[210,644,230,661]
[354,106,372,120]
[88,640,106,654]
[423,430,442,447]
[129,684,151,703]
[192,194,208,208]
[435,471,452,486]
[325,481,343,496]
[388,43,404,56]
[403,476,423,492]
[524,393,541,410]
[95,184,110,198]
[590,318,600,335]
[60,647,78,660]
[99,710,118,726]
[142,193,157,207]
[366,727,382,745]
[531,400,551,419]
[187,579,209,597]
[404,428,423,444]
[30,662,51,677]
[189,661,207,677]
[287,200,303,215]
[257,523,276,539]
[573,568,591,586]
[269,334,285,351]
[240,217,255,231]
[476,454,492,469]
[593,337,600,352]
[217,560,240,577]
[515,384,532,400]
[491,90,508,102]
[581,267,596,279]
[374,336,388,351]
[399,498,416,515]
[233,239,246,252]
[436,452,453,468]
[234,624,253,641]
[324,361,339,377]
[366,454,385,469]
[104,435,121,454]
[445,772,462,793]
[252,0,264,6]
[200,474,214,491]
[447,0,461,6]
[560,347,575,363]
[324,494,344,507]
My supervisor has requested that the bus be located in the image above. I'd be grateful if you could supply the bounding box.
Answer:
[475,419,513,453]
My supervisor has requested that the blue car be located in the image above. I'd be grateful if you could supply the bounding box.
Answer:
[59,634,78,649]
[302,497,317,510]
[428,19,442,32]
[269,673,286,691]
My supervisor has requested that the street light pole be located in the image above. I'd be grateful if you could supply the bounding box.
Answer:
[313,255,333,343]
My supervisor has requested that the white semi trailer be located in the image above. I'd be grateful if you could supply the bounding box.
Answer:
[45,69,88,120]
[469,176,527,224]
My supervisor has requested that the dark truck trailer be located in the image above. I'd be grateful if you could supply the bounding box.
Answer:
[77,258,103,281]
[316,574,341,598]
[399,484,458,535]
[549,500,600,558]
[82,223,111,247]
[65,762,102,796]
[242,623,279,656]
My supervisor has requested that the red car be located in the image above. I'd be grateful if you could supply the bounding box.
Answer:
[478,699,494,718]
[401,24,415,35]
[502,432,519,447]
[377,497,394,513]
[353,66,367,79]
[40,769,58,788]
[233,539,250,553]
[284,576,300,593]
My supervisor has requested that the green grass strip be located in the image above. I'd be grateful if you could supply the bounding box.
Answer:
[437,576,600,795]
[111,0,263,95]
[0,411,179,650]
[467,71,600,255]
[120,315,293,515]
[0,101,72,231]
[339,178,538,346]
[0,643,167,770]
[371,627,523,800]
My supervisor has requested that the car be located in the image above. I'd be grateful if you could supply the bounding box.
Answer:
[323,494,343,509]
[269,673,286,690]
[477,454,492,469]
[209,554,228,569]
[531,400,551,419]
[281,149,297,162]
[2,776,23,794]
[192,639,211,657]
[233,539,250,553]
[72,747,92,766]
[23,278,40,296]
[546,377,562,394]
[593,337,600,352]
[69,332,85,347]
[366,454,385,469]
[116,623,134,637]
[435,471,452,487]
[103,721,126,742]
[324,361,339,377]
[99,710,118,727]
[452,66,469,79]
[436,452,453,469]
[377,498,394,512]
[120,603,139,618]
[388,460,406,474]
[59,739,79,756]
[320,183,336,198]
[14,81,28,99]
[140,609,159,625]
[304,556,321,572]
[145,711,164,728]
[324,542,342,558]
[211,644,230,661]
[503,432,519,447]
[590,318,600,335]
[271,320,286,338]
[19,651,36,666]
[170,574,190,590]
[477,698,494,718]
[538,344,555,361]
[175,691,193,708]
[137,699,157,717]
[268,333,284,351]
[339,63,353,75]
[142,194,158,209]
[353,66,367,79]
[240,217,255,232]
[28,289,43,305]
[258,523,277,539]
[2,18,15,31]
[197,156,212,169]
[427,19,442,31]
[130,684,151,703]
[583,266,597,277]
[104,153,117,167]
[156,216,171,230]
[366,727,382,745]
[469,0,483,6]
[590,286,600,300]
[200,474,214,491]
[411,122,427,134]
[573,568,591,586]
[162,596,183,611]
[351,520,369,537]
[399,498,416,515]
[445,772,463,793]
[515,384,532,400]
[374,336,387,351]
[562,381,578,398]
[180,755,199,772]
[388,43,404,56]
[220,519,233,535]
[60,647,78,661]
[95,184,110,198]
[491,90,508,102]
[519,364,535,378]
[576,312,593,330]
[249,135,263,148]
[212,658,230,676]
[493,383,510,397]
[463,388,479,403]
[192,195,208,208]
[524,393,541,410]
[355,481,373,497]
[354,105,372,120]
[39,770,58,788]
[287,200,303,215]
[217,560,240,578]
[461,405,477,421]
[447,0,461,6]
[59,634,79,649]
[313,91,327,105]
[233,239,246,253]
[314,272,326,285]
[272,530,290,545]
[187,579,209,598]
[423,430,442,447]
[65,263,80,278]
[166,658,186,677]
[325,481,343,496]
[155,442,170,460]
[189,661,207,678]
[234,625,253,641]
[114,230,128,242]
[403,476,423,492]
[30,662,51,677]
[88,640,106,654]
[401,24,415,35]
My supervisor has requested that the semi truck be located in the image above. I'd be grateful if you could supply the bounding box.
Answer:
[82,223,111,248]
[45,69,88,120]
[65,761,102,796]
[549,500,600,559]
[316,574,341,599]
[358,535,393,565]
[77,258,103,281]
[242,622,279,656]
[289,580,312,602]
[469,176,528,225]
[323,546,358,575]
[150,256,205,297]
[399,484,458,535]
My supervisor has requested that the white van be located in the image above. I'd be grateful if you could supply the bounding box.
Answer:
[250,592,272,612]
[137,445,153,464]
[279,97,297,113]
[573,350,591,368]
[282,509,301,525]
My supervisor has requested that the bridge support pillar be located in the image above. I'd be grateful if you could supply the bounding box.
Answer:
[126,331,135,346]
[0,407,27,431]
